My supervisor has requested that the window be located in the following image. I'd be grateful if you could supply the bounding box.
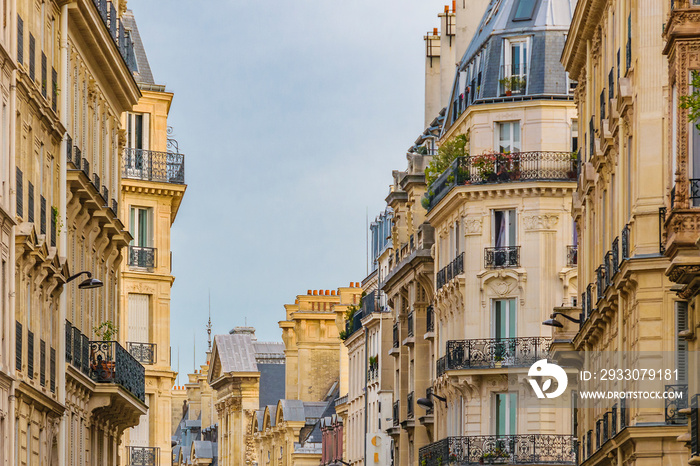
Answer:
[494,393,517,435]
[492,209,516,247]
[571,120,579,152]
[502,38,528,95]
[513,0,536,20]
[125,112,149,150]
[129,207,153,248]
[493,299,516,339]
[497,122,521,153]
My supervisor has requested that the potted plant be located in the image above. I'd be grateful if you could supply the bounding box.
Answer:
[92,321,118,381]
[499,77,513,96]
[567,151,579,179]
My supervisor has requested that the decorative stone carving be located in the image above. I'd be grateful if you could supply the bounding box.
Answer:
[523,214,559,231]
[463,216,482,235]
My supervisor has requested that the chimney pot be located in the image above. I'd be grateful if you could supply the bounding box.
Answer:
[433,27,438,35]
[331,290,336,296]
[356,282,360,287]
[307,290,312,295]
[313,290,318,295]
[452,0,456,11]
[444,5,449,13]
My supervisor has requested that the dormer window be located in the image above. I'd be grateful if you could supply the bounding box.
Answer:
[501,38,529,96]
[513,0,537,21]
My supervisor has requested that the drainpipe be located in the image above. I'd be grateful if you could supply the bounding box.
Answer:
[8,0,17,461]
[57,4,69,466]
[364,328,369,466]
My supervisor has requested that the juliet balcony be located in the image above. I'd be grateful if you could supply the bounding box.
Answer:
[419,435,577,466]
[128,245,156,269]
[123,148,185,185]
[127,446,159,466]
[485,246,520,269]
[424,152,577,211]
[437,252,465,290]
[126,342,157,365]
[443,337,551,371]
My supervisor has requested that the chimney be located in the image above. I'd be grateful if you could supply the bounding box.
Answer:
[424,25,442,127]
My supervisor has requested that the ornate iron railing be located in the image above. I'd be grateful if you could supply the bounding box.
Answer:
[612,237,619,275]
[91,0,136,71]
[621,224,630,261]
[127,342,157,365]
[567,245,578,266]
[89,341,146,402]
[72,326,82,371]
[604,252,613,288]
[425,152,577,210]
[436,267,446,290]
[445,338,550,370]
[407,391,414,419]
[82,156,90,177]
[407,311,414,337]
[92,173,101,192]
[128,246,156,269]
[499,64,528,96]
[620,398,627,429]
[691,394,699,457]
[393,400,399,426]
[611,404,618,438]
[426,305,434,332]
[418,435,577,466]
[596,265,605,301]
[586,284,593,317]
[65,320,72,363]
[437,356,446,377]
[665,384,688,425]
[123,148,185,184]
[393,323,399,348]
[127,446,159,466]
[485,246,520,268]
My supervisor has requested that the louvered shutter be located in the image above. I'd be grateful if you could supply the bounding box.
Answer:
[50,347,56,392]
[28,34,34,81]
[40,339,46,386]
[15,321,22,370]
[128,294,149,343]
[17,16,22,64]
[677,301,688,382]
[27,182,33,223]
[27,330,33,378]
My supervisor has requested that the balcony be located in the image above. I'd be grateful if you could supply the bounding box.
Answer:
[334,395,348,408]
[665,384,688,425]
[128,245,156,269]
[90,0,136,71]
[437,252,464,290]
[127,342,157,365]
[393,400,399,426]
[65,321,90,377]
[426,305,435,333]
[419,435,577,466]
[445,337,551,370]
[407,311,414,337]
[437,356,446,377]
[89,341,145,402]
[567,245,578,266]
[128,446,159,466]
[393,322,399,348]
[123,149,185,185]
[499,64,528,96]
[407,391,414,419]
[424,152,577,211]
[484,246,520,269]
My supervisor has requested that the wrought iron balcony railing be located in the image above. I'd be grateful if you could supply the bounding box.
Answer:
[91,0,137,72]
[691,394,699,457]
[424,152,577,211]
[66,321,90,377]
[407,311,414,337]
[407,391,414,419]
[567,245,578,266]
[123,148,185,184]
[127,342,157,365]
[128,446,159,466]
[612,237,619,276]
[419,435,577,466]
[499,64,528,96]
[89,340,146,402]
[437,252,465,290]
[128,246,156,269]
[621,224,630,261]
[393,400,399,426]
[665,384,688,425]
[393,322,399,348]
[484,246,520,268]
[445,337,551,370]
[437,356,446,377]
[426,305,434,333]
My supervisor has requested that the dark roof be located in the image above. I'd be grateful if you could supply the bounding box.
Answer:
[122,10,156,86]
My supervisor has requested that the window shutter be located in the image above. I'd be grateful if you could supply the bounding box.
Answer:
[29,34,35,81]
[128,294,150,343]
[17,16,23,64]
[15,321,22,371]
[50,347,56,392]
[40,339,46,386]
[51,67,57,112]
[27,182,34,223]
[677,301,688,382]
[41,52,46,97]
[16,167,22,218]
[27,330,34,378]
[40,196,46,234]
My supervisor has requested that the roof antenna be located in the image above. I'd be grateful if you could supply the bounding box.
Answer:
[193,331,196,373]
[207,289,212,351]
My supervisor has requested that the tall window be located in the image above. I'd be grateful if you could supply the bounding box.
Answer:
[502,38,528,95]
[497,122,521,153]
[492,209,516,247]
[494,393,517,435]
[676,301,688,382]
[571,119,579,152]
[126,112,148,150]
[129,207,153,248]
[493,299,516,339]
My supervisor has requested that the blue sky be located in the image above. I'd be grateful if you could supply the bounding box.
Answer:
[130,0,447,382]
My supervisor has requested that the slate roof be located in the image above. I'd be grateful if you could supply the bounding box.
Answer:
[122,10,155,85]
[192,440,214,460]
[213,334,259,373]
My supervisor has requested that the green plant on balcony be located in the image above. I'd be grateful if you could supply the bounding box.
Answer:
[680,71,700,130]
[93,321,118,341]
[479,447,510,464]
[424,134,468,187]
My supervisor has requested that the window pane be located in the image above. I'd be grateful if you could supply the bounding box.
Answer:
[514,0,536,20]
